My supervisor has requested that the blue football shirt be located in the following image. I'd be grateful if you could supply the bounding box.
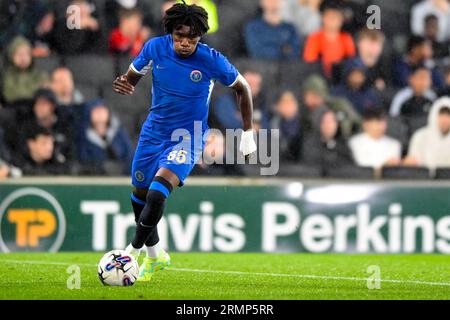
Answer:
[131,34,239,140]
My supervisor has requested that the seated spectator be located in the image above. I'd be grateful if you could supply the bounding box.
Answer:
[390,66,437,117]
[323,0,367,34]
[404,97,450,170]
[13,126,68,176]
[349,109,402,169]
[302,108,353,169]
[438,66,450,97]
[244,0,301,60]
[424,14,450,59]
[20,89,75,162]
[109,8,149,57]
[270,90,302,162]
[301,74,360,137]
[50,67,85,108]
[52,0,104,54]
[193,130,244,176]
[303,2,355,78]
[180,0,219,34]
[213,70,269,130]
[105,0,155,32]
[19,0,55,58]
[281,0,322,37]
[332,58,381,115]
[411,0,450,43]
[0,127,22,179]
[1,36,48,105]
[355,28,387,90]
[78,100,133,175]
[393,35,444,89]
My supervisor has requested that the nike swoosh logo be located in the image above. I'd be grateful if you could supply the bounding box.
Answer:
[140,222,152,228]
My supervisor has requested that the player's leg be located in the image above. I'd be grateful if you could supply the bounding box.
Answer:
[130,167,178,281]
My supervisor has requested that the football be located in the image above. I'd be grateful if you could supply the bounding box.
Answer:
[97,250,139,286]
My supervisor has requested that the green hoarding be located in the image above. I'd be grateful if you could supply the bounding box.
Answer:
[1,178,450,253]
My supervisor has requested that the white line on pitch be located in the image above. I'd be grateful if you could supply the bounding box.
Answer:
[1,259,450,287]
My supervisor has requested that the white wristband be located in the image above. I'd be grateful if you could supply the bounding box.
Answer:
[239,129,257,156]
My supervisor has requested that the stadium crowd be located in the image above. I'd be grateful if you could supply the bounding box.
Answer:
[0,0,450,179]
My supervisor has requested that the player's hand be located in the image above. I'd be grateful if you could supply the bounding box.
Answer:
[239,129,257,160]
[113,75,135,95]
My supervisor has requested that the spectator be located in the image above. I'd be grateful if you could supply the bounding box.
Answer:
[411,0,450,43]
[192,130,244,176]
[349,109,402,169]
[1,36,48,105]
[301,74,360,137]
[180,0,219,34]
[19,0,55,58]
[393,35,444,89]
[0,127,22,179]
[52,0,104,54]
[303,2,355,78]
[109,8,149,57]
[270,90,302,162]
[281,0,322,37]
[105,0,155,32]
[13,126,68,176]
[322,0,367,34]
[332,58,381,115]
[244,0,301,60]
[355,28,387,90]
[78,100,133,175]
[404,97,450,169]
[213,70,268,130]
[390,66,437,117]
[50,67,85,108]
[20,89,75,162]
[302,108,353,170]
[438,66,450,97]
[424,14,450,59]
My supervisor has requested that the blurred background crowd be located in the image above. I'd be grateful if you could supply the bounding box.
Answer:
[0,0,450,180]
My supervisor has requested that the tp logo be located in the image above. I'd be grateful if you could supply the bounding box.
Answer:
[0,188,66,253]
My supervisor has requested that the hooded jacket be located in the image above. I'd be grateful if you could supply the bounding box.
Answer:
[2,36,48,104]
[77,100,133,174]
[408,97,450,170]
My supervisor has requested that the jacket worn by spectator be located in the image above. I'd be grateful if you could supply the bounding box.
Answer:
[78,101,133,175]
[407,97,450,170]
[244,17,301,60]
[1,36,48,104]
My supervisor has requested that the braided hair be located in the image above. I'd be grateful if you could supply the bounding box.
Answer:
[163,0,209,37]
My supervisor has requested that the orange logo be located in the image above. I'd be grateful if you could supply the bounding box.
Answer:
[7,209,56,247]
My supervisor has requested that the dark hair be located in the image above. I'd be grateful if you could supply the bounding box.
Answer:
[163,0,209,37]
[407,35,428,52]
[409,63,429,76]
[439,106,450,115]
[424,14,438,24]
[362,108,387,121]
[26,125,53,141]
[319,1,344,14]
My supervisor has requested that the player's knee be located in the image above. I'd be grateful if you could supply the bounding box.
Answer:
[133,187,148,200]
[148,176,173,199]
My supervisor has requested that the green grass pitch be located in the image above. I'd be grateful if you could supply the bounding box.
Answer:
[0,253,449,300]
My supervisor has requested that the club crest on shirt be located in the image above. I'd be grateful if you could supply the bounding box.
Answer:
[190,70,202,82]
[134,171,145,182]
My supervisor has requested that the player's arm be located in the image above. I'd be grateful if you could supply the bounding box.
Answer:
[230,74,257,157]
[112,68,142,95]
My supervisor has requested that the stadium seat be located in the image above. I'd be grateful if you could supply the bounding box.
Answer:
[77,84,100,102]
[64,54,116,87]
[381,166,431,180]
[276,164,323,178]
[324,166,375,179]
[386,117,409,152]
[278,61,323,91]
[34,54,62,73]
[435,168,450,180]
